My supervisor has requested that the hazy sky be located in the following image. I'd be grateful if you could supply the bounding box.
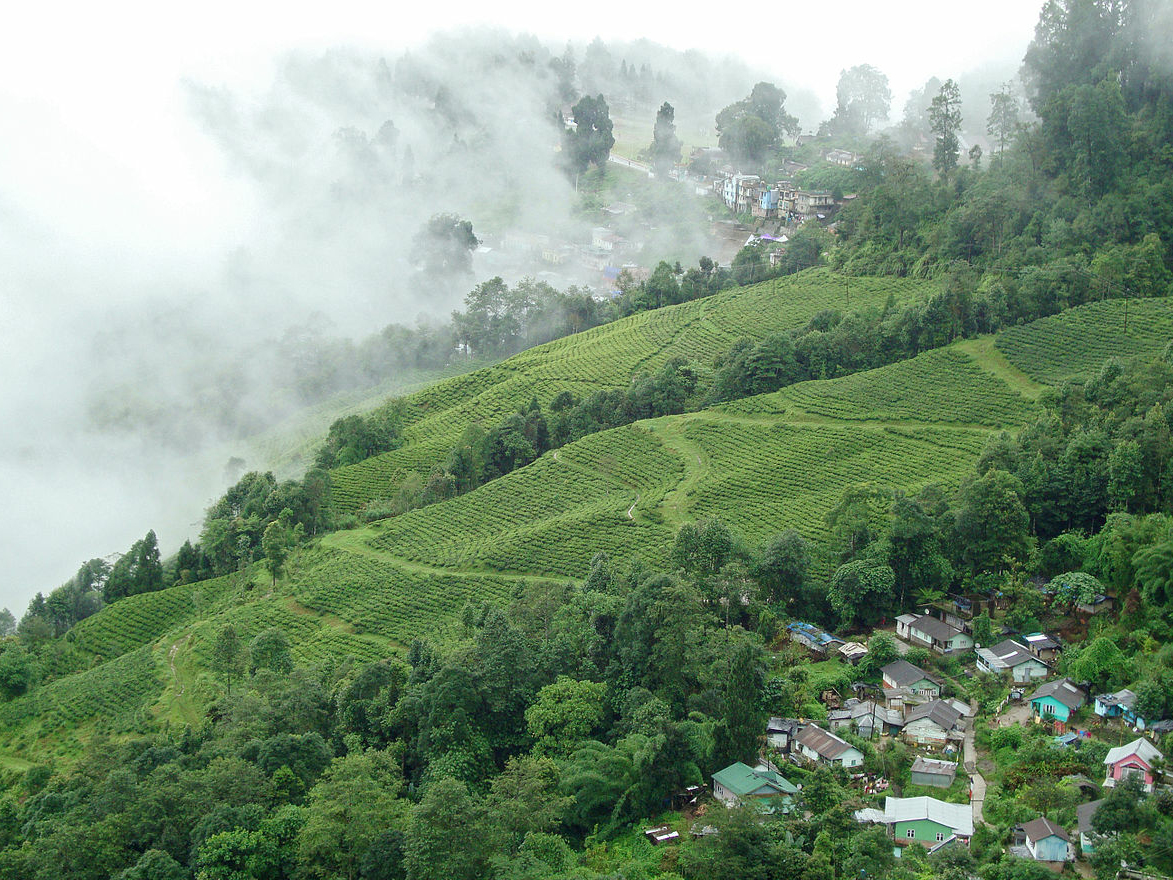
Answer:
[0,0,1044,612]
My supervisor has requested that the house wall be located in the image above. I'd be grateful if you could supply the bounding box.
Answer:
[1033,696,1072,723]
[713,781,737,806]
[903,719,948,746]
[837,748,864,768]
[1110,757,1153,786]
[1080,832,1098,855]
[894,819,955,846]
[1011,660,1049,683]
[910,770,952,788]
[1029,835,1070,862]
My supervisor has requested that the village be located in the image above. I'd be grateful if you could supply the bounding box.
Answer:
[649,594,1172,874]
[475,145,859,298]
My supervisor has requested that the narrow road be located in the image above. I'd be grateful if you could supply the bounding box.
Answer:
[964,698,986,825]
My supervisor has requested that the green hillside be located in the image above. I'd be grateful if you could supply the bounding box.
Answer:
[995,295,1173,384]
[329,269,940,512]
[0,325,1044,762]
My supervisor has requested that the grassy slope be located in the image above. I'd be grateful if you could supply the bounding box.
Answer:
[330,269,939,513]
[24,287,1161,764]
[994,296,1173,384]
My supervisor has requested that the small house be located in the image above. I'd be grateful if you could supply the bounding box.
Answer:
[1077,799,1105,855]
[1016,816,1073,864]
[1029,678,1086,726]
[974,639,1049,682]
[902,700,965,748]
[797,724,865,768]
[910,756,958,789]
[766,717,800,752]
[839,641,869,665]
[1094,688,1148,730]
[1076,594,1114,615]
[787,621,845,655]
[883,796,974,848]
[712,761,798,808]
[1023,632,1062,664]
[828,699,903,739]
[1103,737,1164,792]
[881,660,942,699]
[896,613,974,654]
[643,824,680,845]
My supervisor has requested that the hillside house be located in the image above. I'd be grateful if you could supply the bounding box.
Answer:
[1023,632,1062,664]
[712,761,798,808]
[1015,817,1073,865]
[825,148,859,167]
[1077,799,1106,855]
[787,621,845,655]
[1103,738,1164,792]
[881,660,942,699]
[883,796,974,849]
[1076,594,1114,615]
[1029,678,1086,727]
[797,724,865,768]
[902,700,965,748]
[910,756,958,789]
[722,173,761,214]
[1094,689,1148,729]
[974,639,1049,682]
[838,641,869,664]
[754,186,781,218]
[896,614,973,654]
[766,717,800,752]
[828,699,904,739]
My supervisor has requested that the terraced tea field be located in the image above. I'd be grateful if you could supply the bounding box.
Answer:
[330,270,941,512]
[995,296,1173,383]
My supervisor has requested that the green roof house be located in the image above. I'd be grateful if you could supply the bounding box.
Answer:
[883,796,974,851]
[712,762,798,809]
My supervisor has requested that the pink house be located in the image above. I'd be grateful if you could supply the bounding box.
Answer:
[1103,737,1164,792]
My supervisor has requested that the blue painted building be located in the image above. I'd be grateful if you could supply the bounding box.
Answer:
[1029,678,1086,725]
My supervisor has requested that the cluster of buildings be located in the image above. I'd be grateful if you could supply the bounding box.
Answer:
[714,172,837,224]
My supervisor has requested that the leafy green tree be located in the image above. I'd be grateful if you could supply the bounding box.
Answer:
[410,213,479,277]
[1133,538,1173,610]
[0,646,38,699]
[194,829,276,880]
[830,64,892,135]
[954,470,1032,572]
[987,84,1021,159]
[0,608,13,637]
[929,79,963,178]
[485,755,571,855]
[1049,571,1105,608]
[262,511,303,586]
[1068,635,1130,692]
[650,101,682,175]
[298,749,408,880]
[716,82,798,165]
[525,676,605,757]
[116,849,186,880]
[563,94,615,173]
[404,776,488,880]
[756,529,810,605]
[212,625,245,695]
[249,627,293,676]
[713,639,766,767]
[828,555,896,628]
[672,518,736,576]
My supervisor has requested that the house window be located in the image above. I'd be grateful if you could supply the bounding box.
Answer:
[907,829,916,839]
[936,832,945,842]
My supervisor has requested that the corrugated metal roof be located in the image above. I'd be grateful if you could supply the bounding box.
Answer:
[798,724,856,759]
[884,796,973,836]
[1029,677,1086,710]
[1104,737,1163,767]
[1021,816,1070,843]
[882,659,937,688]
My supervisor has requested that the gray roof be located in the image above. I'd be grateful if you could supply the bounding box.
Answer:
[798,724,856,759]
[1104,737,1163,767]
[911,756,958,778]
[1021,816,1070,844]
[1095,688,1136,710]
[882,659,938,688]
[908,614,963,642]
[1029,677,1086,711]
[1024,632,1059,650]
[904,700,964,731]
[1077,799,1104,835]
[985,639,1038,668]
[766,717,799,734]
[883,796,974,836]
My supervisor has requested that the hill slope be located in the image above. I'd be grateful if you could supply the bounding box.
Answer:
[329,269,940,512]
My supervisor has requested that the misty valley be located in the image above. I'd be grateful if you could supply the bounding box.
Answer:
[2,3,1173,879]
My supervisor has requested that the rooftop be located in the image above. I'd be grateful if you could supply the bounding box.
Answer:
[905,700,964,731]
[1104,737,1164,767]
[883,796,974,836]
[798,724,856,759]
[881,659,938,688]
[712,761,798,798]
[1020,816,1070,844]
[907,614,964,642]
[1076,799,1104,835]
[911,756,958,778]
[1029,678,1086,710]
